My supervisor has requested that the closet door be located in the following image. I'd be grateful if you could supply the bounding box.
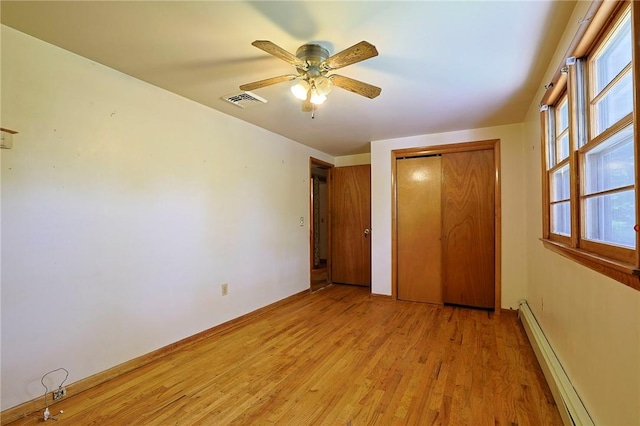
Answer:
[397,156,442,303]
[441,149,495,309]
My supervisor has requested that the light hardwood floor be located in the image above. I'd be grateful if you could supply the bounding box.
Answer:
[8,284,562,425]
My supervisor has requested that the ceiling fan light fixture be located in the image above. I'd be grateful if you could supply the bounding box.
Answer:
[241,40,381,113]
[290,80,310,100]
[314,76,333,97]
[310,91,327,105]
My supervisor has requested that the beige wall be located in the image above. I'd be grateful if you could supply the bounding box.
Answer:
[370,123,526,309]
[334,153,371,167]
[521,2,640,424]
[0,26,333,410]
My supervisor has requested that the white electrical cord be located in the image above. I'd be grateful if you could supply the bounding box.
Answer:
[41,367,69,421]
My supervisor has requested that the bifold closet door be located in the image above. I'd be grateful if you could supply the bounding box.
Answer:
[397,156,442,303]
[441,149,495,309]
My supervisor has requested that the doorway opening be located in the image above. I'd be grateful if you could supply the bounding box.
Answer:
[310,158,333,292]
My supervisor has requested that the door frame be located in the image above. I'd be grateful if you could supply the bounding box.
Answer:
[391,139,502,310]
[309,157,334,289]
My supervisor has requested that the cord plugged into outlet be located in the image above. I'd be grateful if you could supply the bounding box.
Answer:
[41,367,69,421]
[42,408,64,422]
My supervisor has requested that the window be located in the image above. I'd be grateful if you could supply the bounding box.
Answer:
[541,1,639,290]
[547,93,571,238]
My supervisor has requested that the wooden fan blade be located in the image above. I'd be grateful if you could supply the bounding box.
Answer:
[330,74,382,99]
[324,41,378,70]
[251,40,305,66]
[240,74,297,91]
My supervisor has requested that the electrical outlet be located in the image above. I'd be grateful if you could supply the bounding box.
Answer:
[52,387,66,401]
[221,283,228,296]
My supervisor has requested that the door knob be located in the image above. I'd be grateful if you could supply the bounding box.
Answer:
[364,228,371,238]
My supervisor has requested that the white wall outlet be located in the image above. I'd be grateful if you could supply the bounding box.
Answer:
[221,283,228,296]
[299,216,304,227]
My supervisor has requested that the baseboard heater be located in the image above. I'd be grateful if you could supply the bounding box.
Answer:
[518,300,594,426]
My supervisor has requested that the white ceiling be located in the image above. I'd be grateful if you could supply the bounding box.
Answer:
[1,1,576,156]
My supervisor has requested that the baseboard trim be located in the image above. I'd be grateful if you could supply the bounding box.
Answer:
[1,289,310,425]
[518,300,594,426]
[500,308,518,316]
[370,292,392,299]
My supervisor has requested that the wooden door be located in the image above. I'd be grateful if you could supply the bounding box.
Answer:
[331,165,371,286]
[441,149,495,309]
[397,156,442,303]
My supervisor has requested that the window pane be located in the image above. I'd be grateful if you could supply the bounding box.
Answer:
[551,201,571,236]
[557,99,569,132]
[558,133,569,161]
[585,190,635,248]
[594,13,631,94]
[594,71,633,135]
[553,97,569,163]
[551,164,570,202]
[584,125,634,194]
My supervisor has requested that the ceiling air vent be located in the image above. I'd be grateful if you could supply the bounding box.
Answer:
[222,91,267,108]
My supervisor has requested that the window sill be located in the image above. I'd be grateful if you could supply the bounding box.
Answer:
[540,239,640,291]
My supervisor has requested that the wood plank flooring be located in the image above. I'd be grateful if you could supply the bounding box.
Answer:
[7,284,562,425]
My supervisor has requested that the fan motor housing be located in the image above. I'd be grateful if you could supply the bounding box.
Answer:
[296,44,329,65]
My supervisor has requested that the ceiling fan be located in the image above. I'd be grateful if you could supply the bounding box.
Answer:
[239,40,381,112]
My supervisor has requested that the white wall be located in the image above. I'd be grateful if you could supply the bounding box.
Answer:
[370,124,526,309]
[521,3,640,424]
[0,26,332,410]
